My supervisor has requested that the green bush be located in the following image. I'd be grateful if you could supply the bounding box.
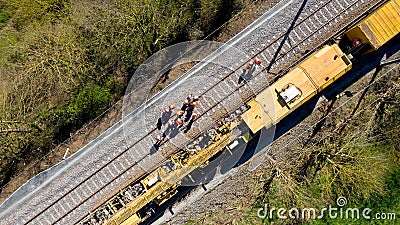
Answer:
[0,0,248,191]
[60,86,111,128]
[41,85,111,142]
[7,0,69,29]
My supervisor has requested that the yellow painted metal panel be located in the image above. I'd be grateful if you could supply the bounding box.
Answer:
[241,44,352,133]
[241,62,316,133]
[346,0,400,49]
[120,214,141,225]
[104,134,234,225]
[266,68,316,121]
[241,99,273,133]
[301,44,351,90]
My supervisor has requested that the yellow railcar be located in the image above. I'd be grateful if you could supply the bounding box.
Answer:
[100,125,235,225]
[241,44,352,134]
[76,1,400,223]
[345,0,400,51]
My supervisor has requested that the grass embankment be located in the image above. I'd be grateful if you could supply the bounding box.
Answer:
[0,8,11,30]
[0,0,247,192]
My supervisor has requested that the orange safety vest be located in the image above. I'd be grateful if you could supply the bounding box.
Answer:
[254,57,262,65]
[169,103,176,109]
[176,110,184,116]
[176,119,183,125]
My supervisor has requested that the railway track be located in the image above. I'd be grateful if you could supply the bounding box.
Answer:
[0,0,389,224]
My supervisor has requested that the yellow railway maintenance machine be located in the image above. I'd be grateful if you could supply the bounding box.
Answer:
[345,0,400,53]
[241,44,352,134]
[80,2,400,223]
[81,122,237,225]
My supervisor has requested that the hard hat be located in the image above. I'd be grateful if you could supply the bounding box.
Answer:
[176,110,184,116]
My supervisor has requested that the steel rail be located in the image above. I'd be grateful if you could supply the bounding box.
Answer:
[23,0,388,224]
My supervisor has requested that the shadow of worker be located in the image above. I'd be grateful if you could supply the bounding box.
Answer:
[238,64,256,84]
[157,109,172,130]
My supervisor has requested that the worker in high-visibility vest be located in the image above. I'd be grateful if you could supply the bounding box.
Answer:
[186,94,193,102]
[163,103,176,113]
[169,103,176,110]
[176,110,185,117]
[155,135,163,145]
[176,118,183,126]
[254,57,262,66]
[161,103,175,125]
[162,107,169,113]
[181,99,190,111]
[191,113,198,120]
[244,61,253,70]
[192,101,199,108]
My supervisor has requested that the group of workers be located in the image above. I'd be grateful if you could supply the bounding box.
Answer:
[155,94,201,145]
[155,56,263,146]
[154,56,263,146]
[175,94,200,126]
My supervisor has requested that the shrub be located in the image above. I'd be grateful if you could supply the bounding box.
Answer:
[60,85,111,128]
